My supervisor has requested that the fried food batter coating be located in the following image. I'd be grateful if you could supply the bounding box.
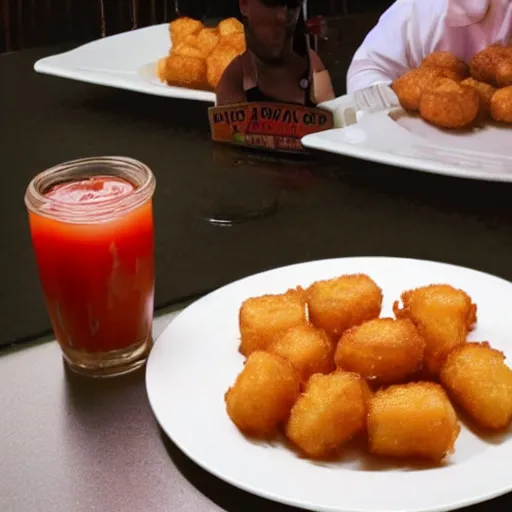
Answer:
[239,287,307,357]
[440,342,512,430]
[368,382,460,462]
[419,78,479,129]
[207,39,245,89]
[461,77,496,118]
[393,284,477,376]
[470,44,511,85]
[490,85,512,123]
[218,17,244,37]
[268,324,335,383]
[307,274,383,340]
[496,58,512,87]
[422,51,469,80]
[158,52,208,90]
[391,67,463,112]
[157,57,168,81]
[173,43,204,59]
[169,17,204,47]
[335,318,425,384]
[222,31,247,55]
[194,28,220,58]
[164,17,246,91]
[225,351,301,437]
[285,371,371,458]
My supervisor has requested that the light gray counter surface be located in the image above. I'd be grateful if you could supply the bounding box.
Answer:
[1,307,225,512]
[1,306,510,512]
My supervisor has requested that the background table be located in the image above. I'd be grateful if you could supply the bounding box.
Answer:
[1,45,512,512]
[3,45,512,347]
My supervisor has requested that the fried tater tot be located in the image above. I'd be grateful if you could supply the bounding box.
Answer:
[218,17,244,37]
[239,287,307,357]
[470,44,511,85]
[225,351,301,437]
[368,382,460,462]
[268,324,334,383]
[221,31,246,55]
[422,51,469,80]
[195,28,220,58]
[440,342,512,430]
[157,57,168,82]
[285,371,371,459]
[496,58,512,87]
[461,77,496,118]
[207,39,244,89]
[419,78,479,129]
[169,17,204,46]
[172,43,204,59]
[182,33,199,48]
[490,85,512,123]
[335,318,425,384]
[307,274,383,341]
[159,52,208,90]
[393,284,477,376]
[392,67,463,112]
[181,29,220,57]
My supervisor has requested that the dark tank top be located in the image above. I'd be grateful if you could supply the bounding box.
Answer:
[242,51,317,107]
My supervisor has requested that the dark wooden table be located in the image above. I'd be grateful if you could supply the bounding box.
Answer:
[1,45,512,512]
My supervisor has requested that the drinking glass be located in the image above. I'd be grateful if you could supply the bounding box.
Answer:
[25,157,156,377]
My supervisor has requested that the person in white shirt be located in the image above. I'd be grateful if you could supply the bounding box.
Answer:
[346,0,512,93]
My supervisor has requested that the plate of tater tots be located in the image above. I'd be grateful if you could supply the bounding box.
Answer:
[34,16,245,102]
[146,256,512,512]
[303,46,512,182]
[156,17,246,95]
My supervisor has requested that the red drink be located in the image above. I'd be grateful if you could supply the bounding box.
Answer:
[25,157,156,377]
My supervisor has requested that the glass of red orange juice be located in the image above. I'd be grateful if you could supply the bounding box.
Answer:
[24,156,156,377]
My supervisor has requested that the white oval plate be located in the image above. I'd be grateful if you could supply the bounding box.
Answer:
[34,24,216,103]
[146,257,512,512]
[304,91,512,183]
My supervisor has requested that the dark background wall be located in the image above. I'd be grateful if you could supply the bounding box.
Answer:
[0,0,393,53]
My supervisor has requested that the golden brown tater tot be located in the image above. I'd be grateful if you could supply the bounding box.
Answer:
[195,28,221,58]
[218,17,244,37]
[268,324,334,383]
[368,382,460,462]
[307,274,383,340]
[440,342,512,430]
[460,77,496,119]
[393,284,477,376]
[422,51,469,80]
[207,40,245,89]
[159,52,208,90]
[221,32,246,55]
[490,86,512,123]
[419,78,479,129]
[470,44,511,85]
[392,67,463,112]
[285,371,371,458]
[496,58,512,87]
[335,318,425,384]
[169,17,204,46]
[225,351,300,437]
[239,287,307,357]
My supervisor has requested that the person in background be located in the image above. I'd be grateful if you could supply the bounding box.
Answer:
[216,0,335,106]
[346,0,512,93]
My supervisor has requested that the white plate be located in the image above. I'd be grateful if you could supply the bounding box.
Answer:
[34,24,216,103]
[305,89,512,183]
[146,256,512,512]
